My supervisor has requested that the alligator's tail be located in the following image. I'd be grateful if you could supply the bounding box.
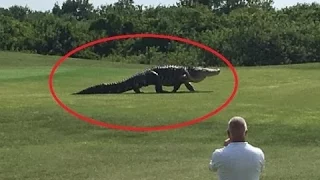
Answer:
[72,80,133,95]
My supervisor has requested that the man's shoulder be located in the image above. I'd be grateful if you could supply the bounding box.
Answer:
[246,143,265,161]
[212,147,225,158]
[247,143,264,154]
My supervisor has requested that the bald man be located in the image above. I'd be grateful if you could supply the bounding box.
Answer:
[209,116,265,180]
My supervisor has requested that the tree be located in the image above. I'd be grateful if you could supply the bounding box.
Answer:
[60,0,94,20]
[212,0,274,14]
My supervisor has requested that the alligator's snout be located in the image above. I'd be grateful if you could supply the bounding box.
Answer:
[206,68,220,76]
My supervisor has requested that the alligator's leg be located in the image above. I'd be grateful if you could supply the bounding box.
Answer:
[133,87,143,93]
[184,82,196,92]
[147,71,169,93]
[132,80,144,93]
[154,78,169,93]
[172,83,182,93]
[172,73,190,92]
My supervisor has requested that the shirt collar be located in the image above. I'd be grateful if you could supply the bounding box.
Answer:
[228,142,248,145]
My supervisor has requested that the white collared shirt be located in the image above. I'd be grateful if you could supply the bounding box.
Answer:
[209,142,265,180]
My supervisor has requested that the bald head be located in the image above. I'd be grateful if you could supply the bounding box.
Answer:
[227,116,248,141]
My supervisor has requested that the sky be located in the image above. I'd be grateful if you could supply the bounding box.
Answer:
[0,0,319,11]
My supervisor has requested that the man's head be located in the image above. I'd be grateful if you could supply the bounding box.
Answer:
[227,116,248,142]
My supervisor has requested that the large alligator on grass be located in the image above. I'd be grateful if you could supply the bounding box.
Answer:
[72,65,221,94]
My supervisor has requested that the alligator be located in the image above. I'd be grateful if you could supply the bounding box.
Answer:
[72,65,220,94]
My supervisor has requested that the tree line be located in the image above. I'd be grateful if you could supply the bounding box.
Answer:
[0,0,319,66]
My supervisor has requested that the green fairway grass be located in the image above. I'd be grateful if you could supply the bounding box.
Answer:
[1,51,320,180]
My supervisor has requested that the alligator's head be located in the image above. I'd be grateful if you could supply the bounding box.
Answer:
[187,66,220,83]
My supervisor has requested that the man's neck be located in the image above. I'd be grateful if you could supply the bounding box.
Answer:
[230,139,246,142]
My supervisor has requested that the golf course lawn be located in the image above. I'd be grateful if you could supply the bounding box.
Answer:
[1,51,320,180]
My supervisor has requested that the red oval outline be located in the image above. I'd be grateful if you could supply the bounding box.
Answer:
[48,33,239,132]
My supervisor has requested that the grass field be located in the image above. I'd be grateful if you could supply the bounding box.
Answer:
[1,51,320,180]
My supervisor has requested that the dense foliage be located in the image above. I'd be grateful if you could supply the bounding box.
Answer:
[0,0,319,66]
